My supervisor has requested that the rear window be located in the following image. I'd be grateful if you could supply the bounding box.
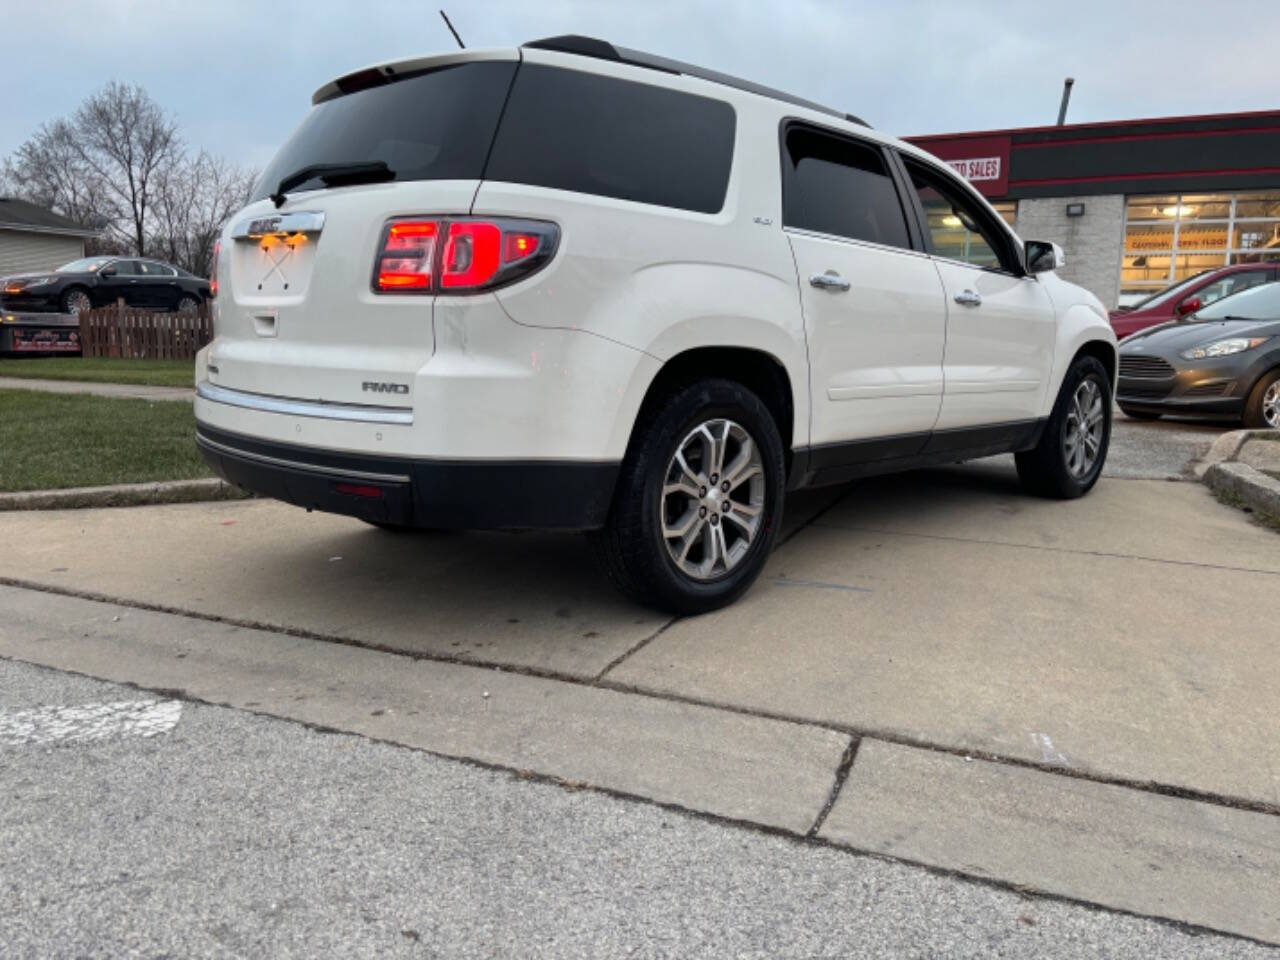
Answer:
[251,61,518,202]
[485,64,736,214]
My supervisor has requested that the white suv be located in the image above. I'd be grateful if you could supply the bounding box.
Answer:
[196,36,1116,613]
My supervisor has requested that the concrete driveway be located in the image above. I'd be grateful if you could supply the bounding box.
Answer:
[2,417,1278,944]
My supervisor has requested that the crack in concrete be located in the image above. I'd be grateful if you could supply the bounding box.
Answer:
[594,617,677,681]
[806,736,859,838]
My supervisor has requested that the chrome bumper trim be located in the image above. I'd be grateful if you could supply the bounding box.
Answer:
[196,381,413,425]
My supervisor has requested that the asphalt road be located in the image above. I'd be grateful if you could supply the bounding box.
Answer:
[2,658,1272,960]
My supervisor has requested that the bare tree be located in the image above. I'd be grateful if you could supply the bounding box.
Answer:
[151,151,255,276]
[71,81,181,255]
[2,119,112,241]
[4,81,254,273]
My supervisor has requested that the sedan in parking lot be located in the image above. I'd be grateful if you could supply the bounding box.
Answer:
[1,256,211,316]
[1117,282,1280,428]
[1110,263,1277,340]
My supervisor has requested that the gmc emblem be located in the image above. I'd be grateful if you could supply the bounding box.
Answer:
[362,381,410,395]
[247,216,283,236]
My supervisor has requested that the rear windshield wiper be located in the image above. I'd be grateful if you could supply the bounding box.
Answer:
[270,161,394,208]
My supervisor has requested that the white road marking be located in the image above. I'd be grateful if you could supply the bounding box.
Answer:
[0,699,183,746]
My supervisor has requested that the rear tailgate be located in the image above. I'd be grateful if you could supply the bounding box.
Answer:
[208,54,517,408]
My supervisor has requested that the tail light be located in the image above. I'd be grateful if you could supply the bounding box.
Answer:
[210,239,220,298]
[373,217,558,295]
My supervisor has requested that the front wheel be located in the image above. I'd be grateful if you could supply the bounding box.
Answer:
[1016,355,1112,498]
[592,379,786,615]
[1242,369,1280,429]
[60,288,92,316]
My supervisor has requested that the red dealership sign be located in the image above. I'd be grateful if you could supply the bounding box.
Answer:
[908,134,1012,197]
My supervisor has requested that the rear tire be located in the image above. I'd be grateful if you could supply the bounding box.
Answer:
[592,378,786,615]
[1016,355,1112,498]
[176,295,199,315]
[1118,404,1161,421]
[1242,368,1280,429]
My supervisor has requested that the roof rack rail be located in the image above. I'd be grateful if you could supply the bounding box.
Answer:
[523,35,870,129]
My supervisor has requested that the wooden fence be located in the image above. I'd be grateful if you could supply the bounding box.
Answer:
[78,299,213,360]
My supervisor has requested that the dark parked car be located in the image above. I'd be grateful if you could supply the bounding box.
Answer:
[1117,281,1280,428]
[1110,263,1278,340]
[1,256,211,316]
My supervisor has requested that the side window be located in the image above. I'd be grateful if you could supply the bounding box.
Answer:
[903,158,1017,272]
[142,262,176,276]
[486,64,736,214]
[782,126,910,250]
[1196,271,1267,307]
[110,260,139,276]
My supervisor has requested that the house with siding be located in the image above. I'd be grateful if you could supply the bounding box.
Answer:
[0,198,98,278]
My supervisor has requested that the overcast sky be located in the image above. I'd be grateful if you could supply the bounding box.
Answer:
[6,0,1280,173]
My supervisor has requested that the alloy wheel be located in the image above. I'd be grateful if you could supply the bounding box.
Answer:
[64,291,91,316]
[661,418,765,581]
[1063,378,1105,479]
[1263,380,1280,428]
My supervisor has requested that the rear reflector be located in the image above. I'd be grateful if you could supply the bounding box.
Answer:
[372,216,558,295]
[334,482,384,499]
[210,239,220,298]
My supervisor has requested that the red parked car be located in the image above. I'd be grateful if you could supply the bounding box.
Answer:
[1110,263,1278,339]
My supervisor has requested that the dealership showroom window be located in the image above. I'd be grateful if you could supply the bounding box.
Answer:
[908,111,1280,309]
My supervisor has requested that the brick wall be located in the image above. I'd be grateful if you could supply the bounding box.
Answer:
[1014,195,1125,309]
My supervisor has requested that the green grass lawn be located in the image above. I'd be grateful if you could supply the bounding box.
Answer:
[0,388,211,492]
[0,357,195,388]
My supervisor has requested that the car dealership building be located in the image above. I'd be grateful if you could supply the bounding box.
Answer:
[906,109,1280,309]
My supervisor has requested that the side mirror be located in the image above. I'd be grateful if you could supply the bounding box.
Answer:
[99,266,116,277]
[1177,296,1201,316]
[1025,240,1066,275]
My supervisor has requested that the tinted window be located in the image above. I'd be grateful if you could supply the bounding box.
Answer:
[110,260,140,276]
[904,158,1016,272]
[486,65,736,214]
[252,61,518,202]
[140,261,176,276]
[782,127,910,249]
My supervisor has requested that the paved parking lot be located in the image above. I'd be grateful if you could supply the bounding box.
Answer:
[2,414,1279,948]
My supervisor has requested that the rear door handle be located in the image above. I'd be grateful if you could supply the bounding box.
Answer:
[954,289,982,307]
[810,271,851,292]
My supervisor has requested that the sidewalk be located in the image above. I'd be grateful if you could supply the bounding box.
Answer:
[0,376,193,402]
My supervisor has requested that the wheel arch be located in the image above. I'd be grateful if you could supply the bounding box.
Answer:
[1072,338,1117,391]
[627,346,797,471]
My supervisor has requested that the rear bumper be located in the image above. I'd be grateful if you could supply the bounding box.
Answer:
[196,422,619,530]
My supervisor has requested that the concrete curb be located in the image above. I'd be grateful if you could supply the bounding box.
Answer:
[0,478,250,511]
[1190,428,1278,479]
[1204,462,1280,526]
